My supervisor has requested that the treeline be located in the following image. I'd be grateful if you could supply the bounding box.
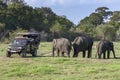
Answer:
[77,7,120,41]
[0,0,74,42]
[0,0,120,42]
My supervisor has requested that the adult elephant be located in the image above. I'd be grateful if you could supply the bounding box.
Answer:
[52,38,72,57]
[72,36,93,58]
[96,40,116,59]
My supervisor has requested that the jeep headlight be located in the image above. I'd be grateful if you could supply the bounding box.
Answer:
[7,46,11,51]
[8,46,11,49]
[18,47,22,49]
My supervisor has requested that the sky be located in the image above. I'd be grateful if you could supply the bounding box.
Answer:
[24,0,120,25]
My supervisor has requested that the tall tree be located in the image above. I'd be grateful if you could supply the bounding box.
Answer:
[95,7,112,23]
[89,13,103,26]
[0,1,7,23]
[96,24,116,40]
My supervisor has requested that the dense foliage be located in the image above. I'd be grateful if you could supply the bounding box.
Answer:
[77,7,120,41]
[0,0,120,41]
[0,0,74,42]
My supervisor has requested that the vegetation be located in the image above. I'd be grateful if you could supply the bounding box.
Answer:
[77,7,120,40]
[0,0,120,80]
[0,42,120,80]
[96,24,116,40]
[0,0,74,42]
[0,0,120,42]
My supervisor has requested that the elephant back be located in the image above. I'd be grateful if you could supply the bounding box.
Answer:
[73,36,93,51]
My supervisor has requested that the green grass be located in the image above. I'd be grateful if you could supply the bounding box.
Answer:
[0,42,120,80]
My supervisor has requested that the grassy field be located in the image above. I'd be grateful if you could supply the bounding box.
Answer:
[0,41,120,80]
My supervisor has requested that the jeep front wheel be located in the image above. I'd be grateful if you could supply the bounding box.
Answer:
[6,51,11,57]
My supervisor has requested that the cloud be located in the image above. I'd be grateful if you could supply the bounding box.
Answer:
[25,0,120,7]
[43,0,65,6]
[24,0,73,7]
[51,0,65,5]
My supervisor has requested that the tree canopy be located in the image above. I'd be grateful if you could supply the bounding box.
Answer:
[0,1,74,41]
[77,7,120,40]
[0,1,120,42]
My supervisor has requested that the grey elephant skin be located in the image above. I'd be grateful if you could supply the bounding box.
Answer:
[52,38,72,57]
[96,40,116,59]
[72,36,93,58]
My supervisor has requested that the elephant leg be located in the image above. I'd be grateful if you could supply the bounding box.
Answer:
[107,50,110,59]
[103,52,106,59]
[73,52,76,57]
[83,51,86,58]
[73,52,78,57]
[112,49,116,58]
[57,49,60,57]
[98,53,101,59]
[73,49,78,57]
[88,49,92,58]
[76,52,79,57]
[62,52,64,57]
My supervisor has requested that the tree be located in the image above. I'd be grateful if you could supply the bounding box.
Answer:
[109,11,120,30]
[77,16,96,37]
[0,2,74,41]
[6,3,33,30]
[50,20,62,38]
[116,29,120,41]
[89,13,103,26]
[50,20,62,33]
[95,7,112,22]
[8,27,28,42]
[96,24,116,40]
[0,23,5,36]
[56,15,73,31]
[77,7,113,38]
[0,1,7,23]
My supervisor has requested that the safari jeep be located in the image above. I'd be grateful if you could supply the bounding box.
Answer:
[6,33,40,57]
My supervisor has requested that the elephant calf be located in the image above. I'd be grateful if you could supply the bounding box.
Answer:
[96,40,116,59]
[52,38,71,57]
[72,36,93,58]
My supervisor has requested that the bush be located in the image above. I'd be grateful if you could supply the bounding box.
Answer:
[96,24,116,40]
[8,27,28,42]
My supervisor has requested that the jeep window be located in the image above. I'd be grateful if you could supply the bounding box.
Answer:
[12,39,27,45]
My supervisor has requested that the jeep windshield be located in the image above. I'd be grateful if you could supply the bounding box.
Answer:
[12,38,28,45]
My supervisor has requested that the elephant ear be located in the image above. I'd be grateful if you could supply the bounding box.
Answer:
[53,39,57,47]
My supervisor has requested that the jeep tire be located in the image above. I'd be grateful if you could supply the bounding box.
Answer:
[6,51,11,57]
